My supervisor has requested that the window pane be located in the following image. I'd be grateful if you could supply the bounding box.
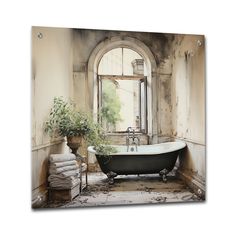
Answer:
[98,48,122,75]
[101,79,141,132]
[98,47,147,133]
[98,48,147,76]
[123,48,142,75]
[100,79,121,132]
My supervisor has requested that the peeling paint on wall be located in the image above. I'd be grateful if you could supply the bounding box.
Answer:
[171,34,205,185]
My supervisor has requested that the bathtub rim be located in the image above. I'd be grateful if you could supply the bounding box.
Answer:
[88,141,186,156]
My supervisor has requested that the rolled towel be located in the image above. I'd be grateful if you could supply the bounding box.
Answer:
[49,153,76,163]
[49,164,78,175]
[50,160,77,168]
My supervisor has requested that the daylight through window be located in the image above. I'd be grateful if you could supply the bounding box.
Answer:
[98,48,147,133]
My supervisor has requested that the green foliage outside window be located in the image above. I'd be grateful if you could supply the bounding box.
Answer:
[101,80,122,132]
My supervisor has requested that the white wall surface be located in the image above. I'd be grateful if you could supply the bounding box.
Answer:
[171,35,206,183]
[32,26,74,147]
[31,26,74,199]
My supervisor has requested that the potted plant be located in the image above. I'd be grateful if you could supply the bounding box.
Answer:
[44,97,92,154]
[44,97,116,156]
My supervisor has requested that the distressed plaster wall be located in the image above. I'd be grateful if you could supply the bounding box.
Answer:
[73,29,174,70]
[31,27,74,205]
[155,57,173,143]
[171,34,206,193]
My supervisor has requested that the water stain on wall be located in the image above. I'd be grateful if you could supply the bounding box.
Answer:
[161,79,171,105]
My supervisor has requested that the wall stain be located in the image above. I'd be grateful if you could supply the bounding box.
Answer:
[161,79,171,105]
[73,28,175,66]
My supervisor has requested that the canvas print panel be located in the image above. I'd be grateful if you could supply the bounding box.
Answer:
[31,26,205,208]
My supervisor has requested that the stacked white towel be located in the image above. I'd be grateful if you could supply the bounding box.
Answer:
[48,154,81,189]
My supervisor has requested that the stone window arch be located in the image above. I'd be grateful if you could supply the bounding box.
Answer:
[87,36,158,139]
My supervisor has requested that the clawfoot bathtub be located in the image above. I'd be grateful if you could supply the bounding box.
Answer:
[88,141,186,184]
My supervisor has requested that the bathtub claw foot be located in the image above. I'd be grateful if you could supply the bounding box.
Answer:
[159,169,169,183]
[108,178,114,185]
[162,175,167,183]
[106,171,117,185]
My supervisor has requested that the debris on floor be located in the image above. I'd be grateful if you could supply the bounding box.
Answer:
[43,172,203,208]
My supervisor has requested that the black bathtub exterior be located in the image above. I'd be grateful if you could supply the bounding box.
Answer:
[95,149,183,184]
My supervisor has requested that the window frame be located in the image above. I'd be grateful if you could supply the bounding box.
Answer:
[97,74,147,134]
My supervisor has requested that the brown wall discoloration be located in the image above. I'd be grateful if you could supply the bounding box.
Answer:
[73,29,173,69]
[161,79,171,105]
[158,74,172,136]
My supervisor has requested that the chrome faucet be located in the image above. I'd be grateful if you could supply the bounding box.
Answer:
[126,127,140,152]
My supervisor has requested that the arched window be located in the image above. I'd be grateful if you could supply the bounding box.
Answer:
[98,48,147,133]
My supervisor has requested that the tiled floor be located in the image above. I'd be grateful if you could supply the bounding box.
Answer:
[44,171,202,208]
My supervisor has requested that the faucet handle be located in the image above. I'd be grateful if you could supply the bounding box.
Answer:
[126,126,132,132]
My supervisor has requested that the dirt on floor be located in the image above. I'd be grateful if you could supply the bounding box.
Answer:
[42,172,203,209]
